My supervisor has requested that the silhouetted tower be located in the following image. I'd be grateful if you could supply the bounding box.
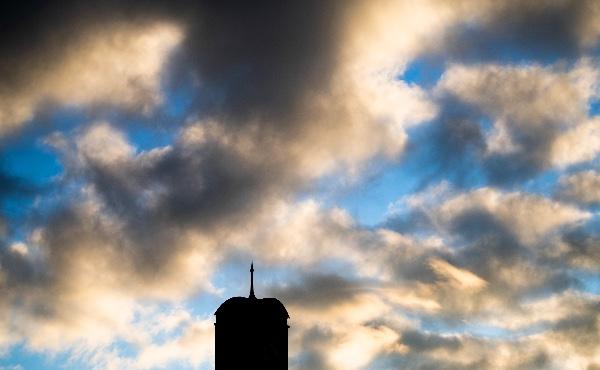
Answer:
[215,263,289,369]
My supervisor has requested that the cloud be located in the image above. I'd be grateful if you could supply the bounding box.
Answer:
[383,183,597,320]
[433,60,599,183]
[551,119,600,167]
[0,17,182,135]
[558,170,600,204]
[390,184,591,245]
[77,122,136,166]
[436,187,591,245]
[432,0,600,62]
[549,229,600,270]
[0,103,424,358]
[428,258,487,291]
[270,272,399,370]
[134,318,214,369]
[382,292,600,369]
[0,1,599,369]
[269,274,364,310]
[438,62,594,128]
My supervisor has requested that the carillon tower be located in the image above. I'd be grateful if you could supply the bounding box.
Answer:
[215,263,289,369]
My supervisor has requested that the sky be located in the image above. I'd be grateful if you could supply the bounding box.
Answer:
[0,1,599,369]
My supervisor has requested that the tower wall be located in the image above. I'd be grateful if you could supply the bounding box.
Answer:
[215,316,288,369]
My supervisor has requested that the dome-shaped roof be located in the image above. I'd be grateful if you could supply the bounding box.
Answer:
[215,263,289,319]
[215,296,289,318]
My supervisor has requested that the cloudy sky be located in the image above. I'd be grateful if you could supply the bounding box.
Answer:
[0,1,599,369]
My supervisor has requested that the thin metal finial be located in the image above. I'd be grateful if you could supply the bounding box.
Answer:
[249,262,256,299]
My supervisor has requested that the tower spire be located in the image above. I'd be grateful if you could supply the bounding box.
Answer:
[249,262,256,299]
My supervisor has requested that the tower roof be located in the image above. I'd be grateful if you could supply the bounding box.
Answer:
[215,263,289,318]
[215,296,289,318]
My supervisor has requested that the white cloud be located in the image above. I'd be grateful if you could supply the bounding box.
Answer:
[429,258,487,291]
[8,242,28,257]
[0,21,183,136]
[325,324,399,370]
[551,118,600,167]
[135,318,214,369]
[77,122,135,166]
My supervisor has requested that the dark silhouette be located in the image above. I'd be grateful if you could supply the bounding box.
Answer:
[215,263,289,369]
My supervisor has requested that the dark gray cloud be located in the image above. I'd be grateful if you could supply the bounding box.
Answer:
[379,331,555,370]
[557,228,600,269]
[268,273,363,309]
[551,299,600,355]
[433,0,600,64]
[376,351,487,370]
[291,326,333,370]
[0,243,47,293]
[400,330,461,352]
[458,234,577,301]
[178,1,346,126]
